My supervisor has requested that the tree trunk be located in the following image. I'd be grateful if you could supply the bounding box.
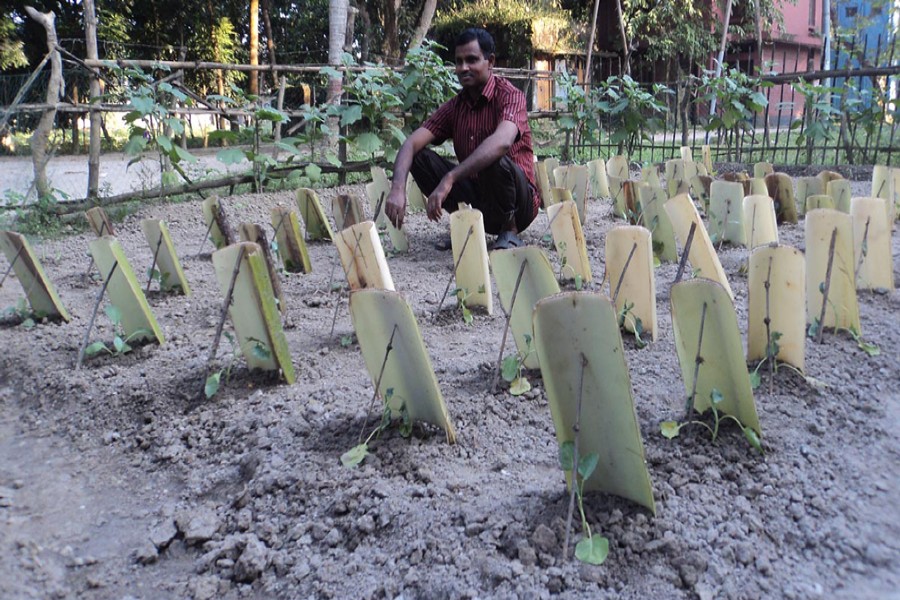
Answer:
[585,0,601,86]
[84,0,103,197]
[328,0,349,104]
[24,6,63,201]
[615,0,630,76]
[383,0,401,61]
[249,0,259,95]
[408,0,438,51]
[261,0,277,89]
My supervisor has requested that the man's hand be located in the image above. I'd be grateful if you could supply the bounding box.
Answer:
[385,188,407,229]
[427,174,454,221]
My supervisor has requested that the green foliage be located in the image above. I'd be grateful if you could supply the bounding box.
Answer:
[596,75,671,156]
[695,64,770,132]
[661,388,763,454]
[501,334,534,396]
[453,287,475,325]
[342,389,412,468]
[400,40,461,126]
[1,296,41,329]
[8,188,67,236]
[617,301,648,349]
[84,304,152,360]
[204,331,241,399]
[0,15,27,70]
[558,441,608,565]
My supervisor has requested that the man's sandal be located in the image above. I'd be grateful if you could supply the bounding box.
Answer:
[493,231,524,250]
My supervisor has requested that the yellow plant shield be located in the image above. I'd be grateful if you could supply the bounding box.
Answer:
[89,237,164,344]
[749,177,768,196]
[690,175,712,212]
[851,197,894,291]
[0,231,70,321]
[709,180,747,246]
[536,160,554,207]
[701,145,713,175]
[550,186,575,211]
[365,181,408,253]
[805,209,860,332]
[141,219,191,294]
[753,162,774,179]
[547,201,592,284]
[544,157,560,187]
[805,194,835,211]
[333,193,365,231]
[587,158,610,198]
[765,174,798,223]
[747,245,806,372]
[665,159,697,198]
[370,165,390,191]
[636,183,678,262]
[212,242,295,383]
[450,209,493,315]
[607,155,628,179]
[796,177,824,215]
[608,175,626,218]
[870,165,899,222]
[532,292,656,512]
[670,279,761,434]
[201,196,228,249]
[406,176,426,212]
[490,246,560,370]
[269,207,312,274]
[334,221,395,291]
[743,195,779,249]
[640,165,661,189]
[85,207,115,237]
[295,188,334,241]
[680,146,693,163]
[664,193,734,301]
[349,289,456,442]
[827,179,852,213]
[553,164,589,223]
[606,226,657,341]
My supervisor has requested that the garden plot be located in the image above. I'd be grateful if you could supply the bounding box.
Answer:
[0,174,898,600]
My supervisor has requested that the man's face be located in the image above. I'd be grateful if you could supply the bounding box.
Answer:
[454,40,493,92]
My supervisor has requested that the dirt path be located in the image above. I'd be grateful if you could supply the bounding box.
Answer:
[0,171,898,599]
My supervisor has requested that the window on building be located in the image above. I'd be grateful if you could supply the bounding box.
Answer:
[846,7,859,17]
[871,5,883,16]
[809,0,817,26]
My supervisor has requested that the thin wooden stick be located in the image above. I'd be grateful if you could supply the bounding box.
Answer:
[199,245,245,398]
[491,258,529,392]
[0,243,24,288]
[750,204,757,249]
[433,225,475,320]
[673,222,697,284]
[816,228,838,345]
[195,217,216,257]
[146,232,164,292]
[75,260,119,370]
[684,301,708,422]
[854,216,870,285]
[765,256,774,395]
[562,353,588,561]
[357,323,399,444]
[611,242,638,305]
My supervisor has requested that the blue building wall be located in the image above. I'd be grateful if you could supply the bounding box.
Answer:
[831,1,895,106]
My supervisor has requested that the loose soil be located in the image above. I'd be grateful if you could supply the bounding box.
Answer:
[1,164,898,600]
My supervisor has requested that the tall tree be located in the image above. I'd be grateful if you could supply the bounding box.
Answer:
[328,0,348,103]
[249,0,259,94]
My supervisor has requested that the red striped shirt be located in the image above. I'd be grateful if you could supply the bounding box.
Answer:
[422,75,539,216]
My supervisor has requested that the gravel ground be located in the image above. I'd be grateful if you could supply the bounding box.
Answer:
[0,158,898,599]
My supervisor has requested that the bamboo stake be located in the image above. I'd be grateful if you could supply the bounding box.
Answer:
[433,225,475,320]
[199,245,246,398]
[673,222,697,284]
[146,232,164,292]
[75,260,119,370]
[854,216,870,285]
[194,218,217,258]
[764,256,774,395]
[0,243,24,288]
[684,301,708,422]
[611,242,638,305]
[562,353,588,561]
[491,258,529,392]
[816,228,838,345]
[357,324,399,444]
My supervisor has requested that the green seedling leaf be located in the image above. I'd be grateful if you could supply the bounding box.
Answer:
[501,355,520,382]
[340,334,355,348]
[558,441,575,471]
[509,377,531,396]
[251,342,272,360]
[104,304,122,325]
[21,318,35,329]
[749,369,761,390]
[574,274,583,291]
[341,443,368,468]
[660,421,681,439]
[112,336,131,355]
[575,536,609,565]
[710,388,724,405]
[807,318,821,339]
[743,427,764,454]
[85,341,110,357]
[857,340,880,356]
[461,304,473,325]
[399,403,412,438]
[577,453,600,480]
[205,371,221,398]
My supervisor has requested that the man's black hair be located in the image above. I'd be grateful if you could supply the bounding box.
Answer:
[455,28,495,58]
